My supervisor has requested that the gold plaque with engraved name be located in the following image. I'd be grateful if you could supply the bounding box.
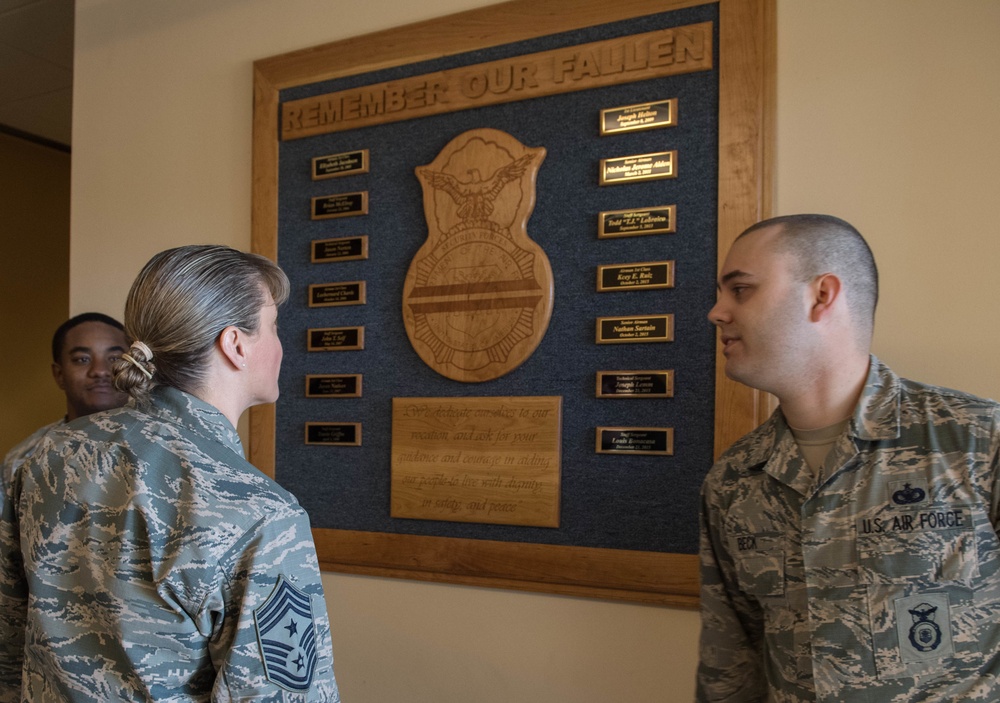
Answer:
[598,206,676,238]
[600,151,677,185]
[311,236,368,263]
[308,281,366,307]
[596,370,674,398]
[596,427,673,455]
[312,149,369,180]
[311,191,368,220]
[597,261,674,292]
[307,326,364,351]
[305,422,362,446]
[600,98,677,135]
[596,315,673,344]
[306,374,362,398]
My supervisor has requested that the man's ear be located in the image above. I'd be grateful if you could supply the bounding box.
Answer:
[51,362,66,390]
[217,326,248,370]
[810,273,843,322]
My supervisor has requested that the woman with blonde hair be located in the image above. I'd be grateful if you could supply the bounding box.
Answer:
[1,245,339,701]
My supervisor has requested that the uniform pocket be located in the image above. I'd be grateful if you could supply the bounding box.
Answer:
[731,533,785,598]
[857,510,978,584]
[856,509,982,681]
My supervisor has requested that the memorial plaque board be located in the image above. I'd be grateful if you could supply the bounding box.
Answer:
[597,261,674,292]
[312,149,370,180]
[600,98,677,135]
[311,236,368,263]
[391,396,562,527]
[308,281,366,307]
[600,151,677,185]
[307,326,364,351]
[596,427,674,455]
[596,370,674,398]
[598,206,676,238]
[305,422,362,446]
[306,374,362,398]
[596,315,673,344]
[311,191,368,220]
[252,0,774,606]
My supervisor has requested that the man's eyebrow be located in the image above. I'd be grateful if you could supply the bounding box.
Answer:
[66,345,127,356]
[717,270,753,288]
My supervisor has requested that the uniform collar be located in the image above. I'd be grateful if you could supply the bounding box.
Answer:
[739,355,901,491]
[848,355,902,442]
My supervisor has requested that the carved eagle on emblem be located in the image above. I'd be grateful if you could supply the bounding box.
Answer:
[418,153,536,222]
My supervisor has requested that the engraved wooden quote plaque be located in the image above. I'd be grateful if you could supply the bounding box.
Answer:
[402,129,554,383]
[391,396,562,527]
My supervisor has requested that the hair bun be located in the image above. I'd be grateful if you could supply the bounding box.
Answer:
[130,340,153,361]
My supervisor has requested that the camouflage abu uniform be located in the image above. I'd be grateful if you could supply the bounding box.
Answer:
[0,386,339,702]
[1,420,63,487]
[0,419,64,698]
[697,357,1000,702]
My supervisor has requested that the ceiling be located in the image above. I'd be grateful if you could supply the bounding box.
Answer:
[0,0,73,149]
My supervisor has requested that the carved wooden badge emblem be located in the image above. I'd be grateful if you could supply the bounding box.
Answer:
[403,129,553,382]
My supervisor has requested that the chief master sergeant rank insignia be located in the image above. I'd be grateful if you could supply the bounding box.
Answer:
[254,575,319,692]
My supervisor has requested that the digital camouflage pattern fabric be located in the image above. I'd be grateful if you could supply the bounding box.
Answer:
[0,419,63,701]
[698,357,1000,702]
[0,387,339,702]
[1,420,62,488]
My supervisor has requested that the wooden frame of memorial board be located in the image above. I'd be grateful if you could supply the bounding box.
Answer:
[251,0,775,608]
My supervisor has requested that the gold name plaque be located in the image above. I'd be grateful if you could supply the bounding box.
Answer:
[597,261,674,292]
[306,374,362,398]
[308,281,366,307]
[311,191,368,220]
[312,149,370,180]
[600,151,676,185]
[596,370,674,399]
[596,427,673,455]
[311,236,368,263]
[305,422,362,446]
[391,396,562,527]
[307,326,364,351]
[596,315,673,344]
[600,98,677,135]
[598,205,676,238]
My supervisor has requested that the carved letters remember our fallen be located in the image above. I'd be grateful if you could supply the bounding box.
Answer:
[281,23,713,140]
[403,129,554,382]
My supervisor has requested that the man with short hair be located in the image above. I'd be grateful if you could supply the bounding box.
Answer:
[697,214,1000,702]
[0,313,130,697]
[2,313,129,479]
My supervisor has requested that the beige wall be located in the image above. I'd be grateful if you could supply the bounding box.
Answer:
[776,1,1000,401]
[70,1,1000,701]
[0,133,69,455]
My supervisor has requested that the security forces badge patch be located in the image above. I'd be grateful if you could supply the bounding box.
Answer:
[894,592,953,663]
[254,576,318,692]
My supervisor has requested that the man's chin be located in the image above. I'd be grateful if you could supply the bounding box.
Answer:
[723,362,755,389]
[722,360,742,381]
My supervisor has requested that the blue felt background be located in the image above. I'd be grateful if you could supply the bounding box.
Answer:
[275,4,719,555]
